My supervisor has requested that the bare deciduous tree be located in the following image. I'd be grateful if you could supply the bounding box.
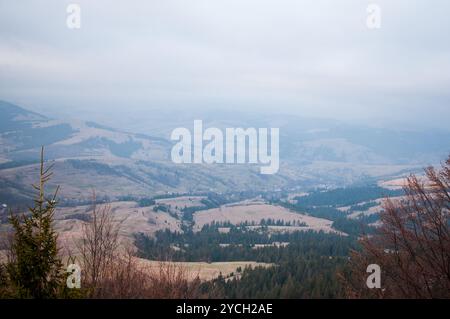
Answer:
[148,261,201,299]
[77,194,201,299]
[77,194,119,297]
[344,156,450,298]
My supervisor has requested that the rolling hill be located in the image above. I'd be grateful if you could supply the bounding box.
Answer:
[1,100,449,206]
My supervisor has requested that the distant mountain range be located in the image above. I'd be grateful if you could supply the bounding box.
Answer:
[1,100,449,206]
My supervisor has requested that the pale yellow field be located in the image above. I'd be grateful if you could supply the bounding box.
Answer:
[193,203,344,235]
[378,178,408,190]
[347,205,384,219]
[378,174,429,190]
[343,196,405,219]
[135,258,272,281]
[54,201,182,251]
[155,196,207,209]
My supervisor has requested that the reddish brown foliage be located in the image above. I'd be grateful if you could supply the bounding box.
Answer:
[344,156,450,298]
[77,196,201,299]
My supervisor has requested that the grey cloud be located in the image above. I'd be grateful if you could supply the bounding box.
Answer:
[0,0,449,129]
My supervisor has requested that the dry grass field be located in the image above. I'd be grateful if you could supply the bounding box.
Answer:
[378,177,408,190]
[193,203,344,235]
[135,258,272,281]
[54,201,182,251]
[378,174,427,190]
[155,196,207,209]
[337,196,405,219]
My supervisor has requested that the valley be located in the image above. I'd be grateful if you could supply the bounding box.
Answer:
[0,100,448,298]
[1,100,445,207]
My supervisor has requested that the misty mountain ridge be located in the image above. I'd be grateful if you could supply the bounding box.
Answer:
[1,100,449,205]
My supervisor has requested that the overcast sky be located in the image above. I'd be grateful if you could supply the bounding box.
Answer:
[0,0,449,129]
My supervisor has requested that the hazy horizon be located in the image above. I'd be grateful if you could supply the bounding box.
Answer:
[1,0,450,130]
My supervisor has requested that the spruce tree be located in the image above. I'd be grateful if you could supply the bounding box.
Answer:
[7,147,64,298]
